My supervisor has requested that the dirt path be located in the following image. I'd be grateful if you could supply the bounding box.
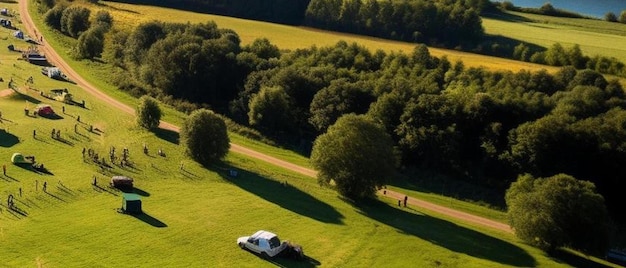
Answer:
[0,89,13,97]
[18,0,512,234]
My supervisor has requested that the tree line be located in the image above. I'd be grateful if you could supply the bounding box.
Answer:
[304,0,485,46]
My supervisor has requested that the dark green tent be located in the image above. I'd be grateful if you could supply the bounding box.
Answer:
[122,193,142,214]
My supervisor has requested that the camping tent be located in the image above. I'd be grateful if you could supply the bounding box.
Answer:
[111,176,133,189]
[12,30,22,39]
[35,104,54,116]
[11,153,28,164]
[121,193,142,214]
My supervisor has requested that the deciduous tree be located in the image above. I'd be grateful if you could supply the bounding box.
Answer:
[180,109,230,165]
[311,114,397,199]
[505,174,611,254]
[136,96,162,130]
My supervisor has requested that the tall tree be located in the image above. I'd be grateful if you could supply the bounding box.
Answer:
[180,109,230,166]
[60,6,91,38]
[136,96,162,130]
[505,174,611,254]
[248,86,293,134]
[311,114,397,199]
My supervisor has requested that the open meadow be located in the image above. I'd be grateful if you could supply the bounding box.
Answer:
[0,0,622,267]
[483,11,626,63]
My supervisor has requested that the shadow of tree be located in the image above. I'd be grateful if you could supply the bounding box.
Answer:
[131,212,167,228]
[215,164,344,224]
[482,11,534,23]
[354,199,536,267]
[550,248,616,268]
[0,130,19,147]
[154,127,179,144]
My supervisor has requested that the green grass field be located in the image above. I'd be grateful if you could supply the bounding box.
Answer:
[483,11,626,63]
[1,1,623,266]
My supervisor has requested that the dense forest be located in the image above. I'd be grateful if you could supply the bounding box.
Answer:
[38,0,626,223]
[304,0,485,46]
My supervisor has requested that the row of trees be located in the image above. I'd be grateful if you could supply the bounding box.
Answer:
[305,0,485,46]
[604,10,626,23]
[228,40,626,224]
[512,43,626,77]
[497,2,590,19]
[41,1,113,59]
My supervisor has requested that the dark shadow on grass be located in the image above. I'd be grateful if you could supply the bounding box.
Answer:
[0,130,19,147]
[8,89,41,104]
[4,205,28,218]
[271,255,321,268]
[154,127,179,144]
[131,212,167,228]
[44,191,66,202]
[550,248,615,268]
[215,163,344,224]
[354,198,536,267]
[39,113,63,120]
[93,185,119,196]
[133,187,150,197]
[96,1,140,14]
[14,163,49,175]
[54,137,75,146]
[482,11,534,23]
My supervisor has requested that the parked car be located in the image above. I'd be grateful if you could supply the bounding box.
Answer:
[237,230,289,259]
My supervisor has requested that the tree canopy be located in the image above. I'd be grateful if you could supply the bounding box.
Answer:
[136,96,162,130]
[311,114,397,199]
[180,109,230,166]
[505,174,611,254]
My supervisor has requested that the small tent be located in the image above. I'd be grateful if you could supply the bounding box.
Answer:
[35,104,54,116]
[12,30,22,39]
[111,175,133,189]
[11,153,28,164]
[121,193,142,214]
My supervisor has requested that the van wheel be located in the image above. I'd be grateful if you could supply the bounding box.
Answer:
[238,243,245,249]
[261,252,269,259]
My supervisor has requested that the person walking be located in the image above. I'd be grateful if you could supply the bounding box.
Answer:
[2,164,6,176]
[403,195,408,207]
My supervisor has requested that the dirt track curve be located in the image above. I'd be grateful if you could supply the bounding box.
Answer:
[18,0,511,234]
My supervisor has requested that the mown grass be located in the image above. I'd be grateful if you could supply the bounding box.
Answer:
[0,3,583,267]
[2,1,620,266]
[483,11,626,63]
